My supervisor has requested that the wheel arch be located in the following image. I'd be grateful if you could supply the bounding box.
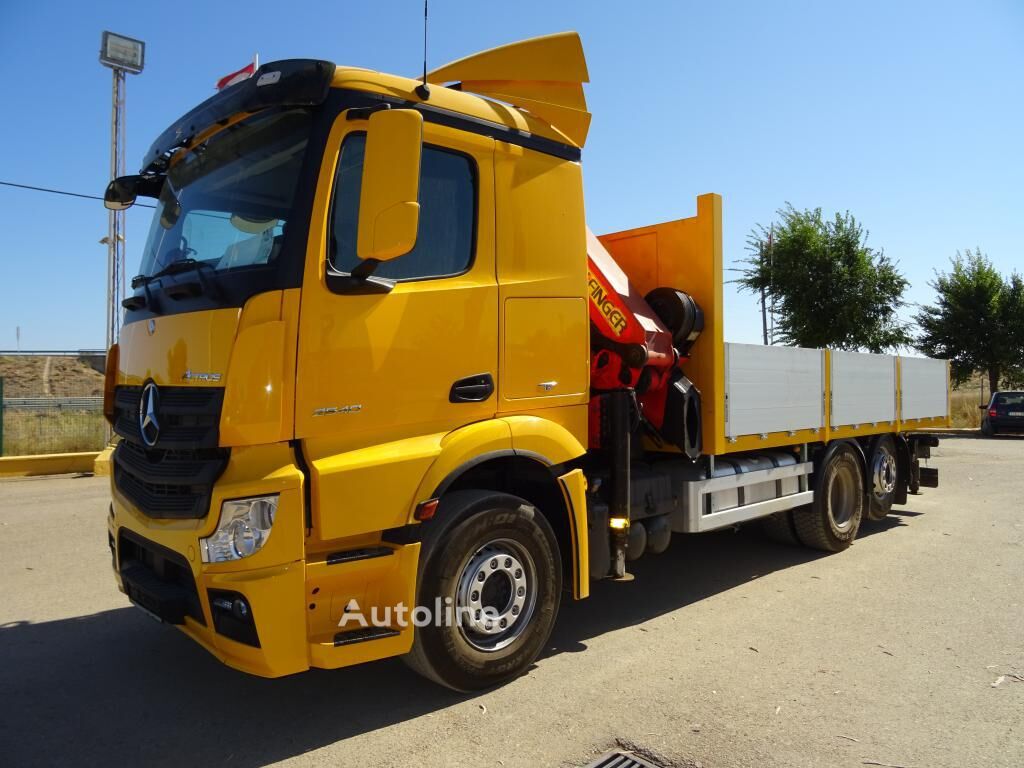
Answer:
[431,454,588,600]
[816,437,867,479]
[394,415,589,600]
[403,460,588,602]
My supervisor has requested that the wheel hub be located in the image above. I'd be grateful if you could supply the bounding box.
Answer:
[872,451,897,498]
[456,539,536,652]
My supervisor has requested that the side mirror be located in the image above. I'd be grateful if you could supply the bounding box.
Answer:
[104,174,165,211]
[356,108,423,262]
[104,176,139,210]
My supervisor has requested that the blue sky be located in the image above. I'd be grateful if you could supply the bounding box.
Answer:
[1,0,1021,350]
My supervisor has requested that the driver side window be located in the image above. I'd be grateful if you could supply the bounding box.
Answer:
[329,133,476,281]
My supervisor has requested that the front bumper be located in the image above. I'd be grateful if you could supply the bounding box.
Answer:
[109,443,309,677]
[108,442,420,677]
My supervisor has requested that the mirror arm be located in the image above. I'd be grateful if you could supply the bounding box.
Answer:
[346,104,393,121]
[352,258,380,279]
[325,263,395,295]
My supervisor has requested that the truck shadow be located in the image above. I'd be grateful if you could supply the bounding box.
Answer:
[0,517,906,767]
[548,518,902,654]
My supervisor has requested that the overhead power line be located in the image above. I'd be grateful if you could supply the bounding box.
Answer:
[0,180,156,208]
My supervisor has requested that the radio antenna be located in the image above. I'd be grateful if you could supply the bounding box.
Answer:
[415,0,430,99]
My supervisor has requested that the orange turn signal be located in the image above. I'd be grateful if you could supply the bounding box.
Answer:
[414,498,440,521]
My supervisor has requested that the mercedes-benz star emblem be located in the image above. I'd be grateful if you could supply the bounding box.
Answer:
[138,382,161,447]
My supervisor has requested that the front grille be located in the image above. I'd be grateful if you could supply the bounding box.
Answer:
[113,385,228,519]
[113,385,224,448]
[118,529,205,625]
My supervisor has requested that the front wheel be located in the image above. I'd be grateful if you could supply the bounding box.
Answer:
[404,492,562,691]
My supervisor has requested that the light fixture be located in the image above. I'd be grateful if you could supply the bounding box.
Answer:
[200,495,279,563]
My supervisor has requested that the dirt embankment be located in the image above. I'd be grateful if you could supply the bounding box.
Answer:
[0,355,105,397]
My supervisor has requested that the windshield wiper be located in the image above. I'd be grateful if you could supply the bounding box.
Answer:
[125,258,221,310]
[131,257,205,288]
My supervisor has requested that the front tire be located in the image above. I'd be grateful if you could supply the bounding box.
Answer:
[794,443,864,552]
[404,492,562,691]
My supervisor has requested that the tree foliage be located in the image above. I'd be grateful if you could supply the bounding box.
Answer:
[915,250,1024,391]
[736,205,911,352]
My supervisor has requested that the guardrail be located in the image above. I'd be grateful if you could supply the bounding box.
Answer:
[0,349,106,357]
[3,396,103,411]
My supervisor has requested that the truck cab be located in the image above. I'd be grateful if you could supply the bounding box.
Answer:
[106,39,597,687]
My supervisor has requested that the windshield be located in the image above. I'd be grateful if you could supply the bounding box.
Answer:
[136,108,312,281]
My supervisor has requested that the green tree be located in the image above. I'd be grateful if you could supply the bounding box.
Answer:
[916,250,1024,391]
[736,205,911,351]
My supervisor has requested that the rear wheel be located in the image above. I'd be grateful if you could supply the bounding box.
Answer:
[866,436,897,521]
[794,443,864,552]
[759,510,800,545]
[404,492,561,691]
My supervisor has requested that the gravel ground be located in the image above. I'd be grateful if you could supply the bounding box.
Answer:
[0,436,1021,768]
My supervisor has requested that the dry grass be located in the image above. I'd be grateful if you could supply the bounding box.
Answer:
[951,388,984,428]
[949,371,994,428]
[1,411,106,456]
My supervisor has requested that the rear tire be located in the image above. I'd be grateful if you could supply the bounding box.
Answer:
[794,443,864,552]
[866,436,897,521]
[759,510,800,545]
[404,492,561,691]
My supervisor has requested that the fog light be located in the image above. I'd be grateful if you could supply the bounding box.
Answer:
[208,589,260,647]
[232,598,249,620]
[200,495,278,563]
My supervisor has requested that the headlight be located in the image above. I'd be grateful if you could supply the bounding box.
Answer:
[200,495,278,563]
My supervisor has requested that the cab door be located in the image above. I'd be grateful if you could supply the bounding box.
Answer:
[295,112,497,459]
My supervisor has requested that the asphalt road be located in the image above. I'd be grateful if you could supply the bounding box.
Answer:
[1,436,1021,768]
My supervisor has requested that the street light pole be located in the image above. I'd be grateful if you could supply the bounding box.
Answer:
[105,67,125,351]
[99,31,145,351]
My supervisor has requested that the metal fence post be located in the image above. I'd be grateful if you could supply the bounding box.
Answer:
[0,376,5,457]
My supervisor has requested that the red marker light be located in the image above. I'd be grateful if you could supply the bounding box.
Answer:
[414,498,439,521]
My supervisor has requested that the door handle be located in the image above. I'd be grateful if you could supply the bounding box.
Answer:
[449,373,495,403]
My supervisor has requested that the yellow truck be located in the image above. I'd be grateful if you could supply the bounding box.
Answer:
[103,32,949,691]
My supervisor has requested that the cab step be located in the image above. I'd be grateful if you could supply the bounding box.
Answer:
[333,626,401,646]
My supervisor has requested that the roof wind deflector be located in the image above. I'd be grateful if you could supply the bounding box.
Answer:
[426,32,592,148]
